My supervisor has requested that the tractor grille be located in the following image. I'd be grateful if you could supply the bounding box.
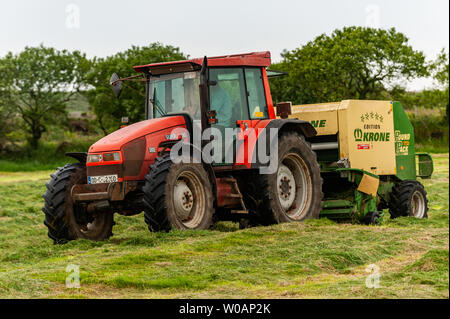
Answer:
[87,164,123,178]
[122,137,146,177]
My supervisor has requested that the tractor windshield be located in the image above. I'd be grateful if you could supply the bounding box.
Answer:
[149,71,201,120]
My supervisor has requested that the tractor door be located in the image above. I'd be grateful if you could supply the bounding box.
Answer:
[208,68,249,165]
[208,67,270,165]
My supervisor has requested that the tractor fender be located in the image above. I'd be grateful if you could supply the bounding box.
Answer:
[66,152,87,164]
[248,119,317,169]
[265,118,317,139]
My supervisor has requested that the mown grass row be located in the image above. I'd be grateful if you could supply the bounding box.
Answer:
[0,155,448,298]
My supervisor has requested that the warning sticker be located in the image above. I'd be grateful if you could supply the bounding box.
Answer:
[357,144,370,150]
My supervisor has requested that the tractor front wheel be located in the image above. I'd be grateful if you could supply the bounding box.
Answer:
[143,155,214,232]
[389,180,428,219]
[42,163,114,244]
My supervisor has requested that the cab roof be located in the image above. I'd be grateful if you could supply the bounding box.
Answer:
[133,51,271,75]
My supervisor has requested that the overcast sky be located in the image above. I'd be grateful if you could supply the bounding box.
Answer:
[1,0,448,90]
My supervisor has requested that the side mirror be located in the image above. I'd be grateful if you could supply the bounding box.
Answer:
[110,73,123,98]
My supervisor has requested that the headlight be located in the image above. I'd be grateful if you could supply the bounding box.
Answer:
[103,152,121,162]
[87,154,102,163]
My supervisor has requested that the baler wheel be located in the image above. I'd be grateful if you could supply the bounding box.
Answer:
[42,163,114,244]
[389,180,428,219]
[143,155,214,231]
[364,211,382,225]
[243,132,323,225]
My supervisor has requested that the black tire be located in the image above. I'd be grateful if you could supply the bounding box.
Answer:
[42,163,114,244]
[143,155,214,232]
[389,180,428,219]
[364,211,381,225]
[243,132,323,225]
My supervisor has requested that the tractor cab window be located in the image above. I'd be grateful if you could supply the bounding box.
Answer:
[244,68,269,119]
[209,68,249,128]
[149,71,201,120]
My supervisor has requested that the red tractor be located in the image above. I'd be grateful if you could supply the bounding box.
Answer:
[42,51,323,243]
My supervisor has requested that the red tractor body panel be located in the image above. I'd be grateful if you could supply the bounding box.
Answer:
[87,116,188,181]
[234,119,272,169]
[262,68,276,119]
[88,116,185,153]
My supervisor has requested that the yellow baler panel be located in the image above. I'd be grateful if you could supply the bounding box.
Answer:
[289,103,340,135]
[338,100,396,175]
[286,100,397,176]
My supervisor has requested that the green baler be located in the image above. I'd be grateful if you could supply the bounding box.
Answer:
[290,100,433,224]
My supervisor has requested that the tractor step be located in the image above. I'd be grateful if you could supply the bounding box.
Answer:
[217,177,248,212]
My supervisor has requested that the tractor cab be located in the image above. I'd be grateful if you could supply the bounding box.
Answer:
[128,52,280,166]
[146,65,272,124]
[133,52,277,129]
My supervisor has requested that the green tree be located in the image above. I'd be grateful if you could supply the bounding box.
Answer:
[431,48,449,88]
[430,48,449,119]
[0,102,15,152]
[389,49,449,112]
[0,74,12,149]
[0,45,91,149]
[85,43,186,134]
[270,27,428,104]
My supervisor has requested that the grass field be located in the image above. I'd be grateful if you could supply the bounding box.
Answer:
[0,154,448,299]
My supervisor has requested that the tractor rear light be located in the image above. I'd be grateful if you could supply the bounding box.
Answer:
[87,154,103,163]
[276,102,292,119]
[103,152,121,162]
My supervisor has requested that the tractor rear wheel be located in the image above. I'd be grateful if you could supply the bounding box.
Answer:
[389,180,428,219]
[244,132,323,225]
[42,163,114,244]
[143,155,214,231]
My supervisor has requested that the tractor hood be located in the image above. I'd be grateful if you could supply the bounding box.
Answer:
[88,116,186,153]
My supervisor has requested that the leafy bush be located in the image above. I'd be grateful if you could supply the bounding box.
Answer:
[0,131,101,171]
[409,110,449,153]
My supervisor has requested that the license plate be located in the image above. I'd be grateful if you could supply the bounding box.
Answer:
[88,174,118,184]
